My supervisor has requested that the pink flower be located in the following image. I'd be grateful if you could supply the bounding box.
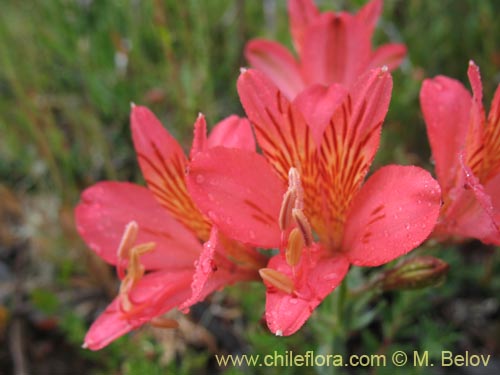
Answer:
[75,106,266,350]
[420,61,500,245]
[245,0,407,99]
[186,67,441,335]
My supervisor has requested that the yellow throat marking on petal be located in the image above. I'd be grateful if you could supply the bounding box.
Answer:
[468,113,500,184]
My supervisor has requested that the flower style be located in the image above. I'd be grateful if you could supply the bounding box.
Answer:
[186,67,441,335]
[75,106,267,350]
[420,61,500,244]
[245,0,407,99]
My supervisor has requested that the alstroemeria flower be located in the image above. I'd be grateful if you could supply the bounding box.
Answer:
[420,61,500,244]
[75,106,266,350]
[186,67,441,335]
[245,0,406,99]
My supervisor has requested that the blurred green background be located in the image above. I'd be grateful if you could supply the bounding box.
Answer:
[1,0,499,374]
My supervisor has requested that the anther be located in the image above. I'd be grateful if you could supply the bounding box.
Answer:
[292,209,313,247]
[117,221,139,259]
[127,242,155,284]
[285,228,303,266]
[279,188,297,231]
[259,268,294,294]
[115,222,156,313]
[288,168,304,209]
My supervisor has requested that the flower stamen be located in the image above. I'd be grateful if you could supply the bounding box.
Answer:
[259,268,294,294]
[292,208,313,247]
[116,221,156,313]
[285,228,304,266]
[288,168,303,210]
[279,188,297,231]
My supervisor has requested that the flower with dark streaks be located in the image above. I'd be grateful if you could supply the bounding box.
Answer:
[76,106,266,349]
[420,61,500,245]
[186,67,441,335]
[245,0,406,99]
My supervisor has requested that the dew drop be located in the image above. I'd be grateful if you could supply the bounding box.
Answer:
[289,298,298,305]
[89,242,101,252]
[249,230,256,239]
[201,258,213,273]
[207,210,218,221]
[195,175,205,184]
[323,273,338,281]
[405,223,411,230]
[207,193,215,202]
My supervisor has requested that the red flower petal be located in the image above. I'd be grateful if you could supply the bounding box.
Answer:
[288,0,319,54]
[293,83,347,145]
[75,182,201,270]
[187,147,285,248]
[315,67,392,245]
[301,12,370,88]
[368,44,407,71]
[488,81,500,126]
[263,246,349,335]
[420,75,471,194]
[207,115,255,151]
[179,227,219,310]
[237,69,316,183]
[441,159,500,245]
[356,0,382,35]
[131,105,210,240]
[342,165,441,267]
[245,39,304,100]
[485,173,500,235]
[483,83,500,180]
[84,270,193,350]
[190,113,208,158]
[179,227,261,311]
[465,62,486,169]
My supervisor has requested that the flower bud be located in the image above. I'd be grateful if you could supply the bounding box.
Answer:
[380,256,449,291]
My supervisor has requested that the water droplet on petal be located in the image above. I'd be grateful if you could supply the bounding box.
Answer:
[289,298,298,305]
[405,223,411,230]
[195,175,205,184]
[207,210,218,221]
[323,273,338,281]
[201,258,213,273]
[249,230,256,239]
[207,193,215,202]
